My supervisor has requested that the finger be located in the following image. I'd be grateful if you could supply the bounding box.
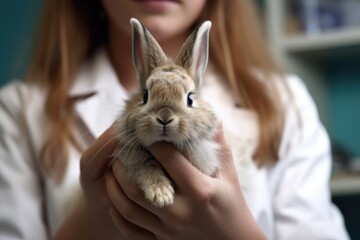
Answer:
[106,169,163,234]
[80,125,118,182]
[111,161,164,213]
[146,122,229,192]
[109,207,156,240]
[111,159,189,227]
[213,121,238,181]
[147,141,211,194]
[213,121,233,170]
[112,148,213,229]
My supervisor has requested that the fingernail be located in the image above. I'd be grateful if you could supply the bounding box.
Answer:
[218,120,223,131]
[216,119,224,134]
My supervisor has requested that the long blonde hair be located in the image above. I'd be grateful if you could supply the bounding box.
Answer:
[28,0,285,181]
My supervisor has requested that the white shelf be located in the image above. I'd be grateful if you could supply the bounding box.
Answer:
[331,176,360,196]
[283,28,360,53]
[266,0,360,198]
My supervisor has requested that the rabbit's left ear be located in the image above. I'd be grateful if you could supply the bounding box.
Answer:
[176,21,211,88]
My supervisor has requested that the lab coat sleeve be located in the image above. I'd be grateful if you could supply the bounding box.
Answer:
[272,76,349,240]
[0,83,48,240]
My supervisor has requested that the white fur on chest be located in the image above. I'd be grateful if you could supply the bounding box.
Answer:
[184,139,220,176]
[183,128,258,198]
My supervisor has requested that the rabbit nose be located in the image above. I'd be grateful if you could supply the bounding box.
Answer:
[156,117,174,126]
[157,108,174,126]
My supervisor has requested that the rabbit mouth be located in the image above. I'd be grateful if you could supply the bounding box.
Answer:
[160,131,168,137]
[159,126,170,137]
[157,133,172,143]
[157,126,176,141]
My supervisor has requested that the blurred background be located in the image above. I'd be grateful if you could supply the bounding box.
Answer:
[1,0,359,239]
[0,0,43,87]
[263,0,360,239]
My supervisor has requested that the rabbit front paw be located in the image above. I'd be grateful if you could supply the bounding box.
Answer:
[137,167,175,208]
[144,176,175,208]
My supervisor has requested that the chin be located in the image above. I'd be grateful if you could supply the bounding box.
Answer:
[135,15,180,40]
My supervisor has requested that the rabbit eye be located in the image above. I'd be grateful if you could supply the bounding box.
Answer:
[143,90,149,104]
[187,93,194,107]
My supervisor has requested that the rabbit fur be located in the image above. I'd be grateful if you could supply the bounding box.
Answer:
[113,18,254,208]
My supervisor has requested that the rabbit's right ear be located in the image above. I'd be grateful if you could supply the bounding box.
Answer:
[176,21,211,89]
[130,18,168,88]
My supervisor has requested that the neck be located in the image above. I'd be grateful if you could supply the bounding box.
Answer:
[107,23,190,92]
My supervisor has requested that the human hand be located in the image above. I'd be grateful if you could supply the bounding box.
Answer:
[78,126,123,239]
[106,122,266,240]
[54,126,124,240]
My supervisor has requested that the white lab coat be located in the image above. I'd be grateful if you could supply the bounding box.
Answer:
[0,50,349,240]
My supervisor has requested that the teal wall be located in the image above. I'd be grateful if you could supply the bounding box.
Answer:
[0,0,43,86]
[328,59,360,157]
[327,58,360,240]
[256,0,265,8]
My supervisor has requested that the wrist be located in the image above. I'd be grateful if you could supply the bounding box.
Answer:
[234,210,267,240]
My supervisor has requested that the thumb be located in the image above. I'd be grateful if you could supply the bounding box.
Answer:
[80,124,118,182]
[213,121,237,180]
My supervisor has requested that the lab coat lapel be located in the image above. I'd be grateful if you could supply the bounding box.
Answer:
[70,50,129,139]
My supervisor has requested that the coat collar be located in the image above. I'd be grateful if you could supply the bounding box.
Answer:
[70,49,129,139]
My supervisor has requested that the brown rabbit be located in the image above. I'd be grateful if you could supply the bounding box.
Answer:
[113,18,219,208]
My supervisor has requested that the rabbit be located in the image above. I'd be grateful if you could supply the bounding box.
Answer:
[113,18,249,208]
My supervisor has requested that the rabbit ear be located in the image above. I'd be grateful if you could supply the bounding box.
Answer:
[176,21,211,88]
[130,18,168,88]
